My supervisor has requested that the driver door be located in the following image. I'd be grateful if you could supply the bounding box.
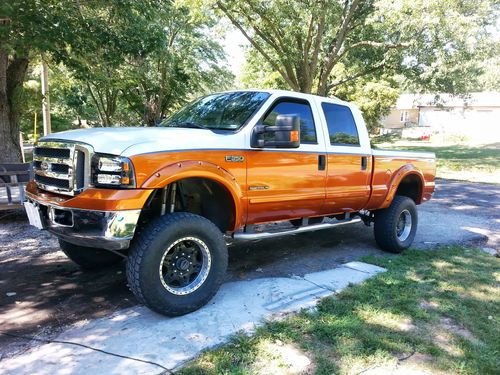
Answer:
[246,97,327,224]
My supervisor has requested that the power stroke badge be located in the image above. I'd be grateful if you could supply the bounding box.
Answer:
[225,155,245,162]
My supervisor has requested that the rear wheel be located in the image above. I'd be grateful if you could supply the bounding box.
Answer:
[126,212,227,316]
[59,239,124,270]
[374,196,418,253]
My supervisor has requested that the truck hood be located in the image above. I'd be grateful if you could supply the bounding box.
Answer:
[40,127,239,156]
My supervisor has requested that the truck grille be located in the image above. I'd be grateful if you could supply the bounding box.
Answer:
[33,141,93,196]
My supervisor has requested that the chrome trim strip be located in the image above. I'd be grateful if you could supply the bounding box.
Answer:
[34,183,74,196]
[75,143,93,190]
[104,210,142,240]
[34,141,79,149]
[233,218,362,240]
[33,156,74,166]
[34,169,71,180]
[26,196,141,250]
[47,206,74,228]
[33,141,94,196]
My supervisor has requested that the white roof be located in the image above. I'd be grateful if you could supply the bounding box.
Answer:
[395,92,500,109]
[222,88,347,104]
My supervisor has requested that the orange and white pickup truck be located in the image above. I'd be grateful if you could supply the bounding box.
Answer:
[25,90,435,316]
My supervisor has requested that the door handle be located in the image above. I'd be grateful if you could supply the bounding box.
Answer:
[361,156,367,170]
[318,155,326,171]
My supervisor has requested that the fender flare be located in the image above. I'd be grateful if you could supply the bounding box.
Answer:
[141,160,244,230]
[382,164,425,208]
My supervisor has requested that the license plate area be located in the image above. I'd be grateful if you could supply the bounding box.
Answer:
[24,201,44,230]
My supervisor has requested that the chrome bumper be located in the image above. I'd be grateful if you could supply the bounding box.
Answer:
[26,197,141,250]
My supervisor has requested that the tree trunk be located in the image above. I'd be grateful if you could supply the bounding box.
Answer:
[0,51,29,163]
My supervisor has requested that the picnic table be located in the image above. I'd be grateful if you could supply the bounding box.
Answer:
[0,163,33,210]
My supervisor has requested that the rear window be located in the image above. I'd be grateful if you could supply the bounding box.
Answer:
[322,103,360,146]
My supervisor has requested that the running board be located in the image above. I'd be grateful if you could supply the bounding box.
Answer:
[233,218,362,241]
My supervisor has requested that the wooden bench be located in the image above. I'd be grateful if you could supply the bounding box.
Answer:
[0,163,33,210]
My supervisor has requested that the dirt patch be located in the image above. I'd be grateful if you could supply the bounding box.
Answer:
[0,211,135,358]
[250,340,315,375]
[1,179,497,361]
[419,300,439,310]
[361,353,440,375]
[438,317,479,344]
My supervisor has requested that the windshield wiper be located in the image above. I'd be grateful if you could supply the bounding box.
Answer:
[166,121,206,129]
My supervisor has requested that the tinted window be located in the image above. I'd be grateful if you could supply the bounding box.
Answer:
[161,91,270,130]
[322,103,359,146]
[262,100,317,144]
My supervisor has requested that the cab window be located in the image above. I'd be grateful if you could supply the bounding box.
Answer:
[322,103,360,146]
[262,100,317,144]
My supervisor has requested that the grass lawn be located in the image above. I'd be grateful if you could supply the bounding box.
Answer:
[179,246,499,375]
[373,141,500,184]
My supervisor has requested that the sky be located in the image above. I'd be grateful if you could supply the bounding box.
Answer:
[221,26,249,79]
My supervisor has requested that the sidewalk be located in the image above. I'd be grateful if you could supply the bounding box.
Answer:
[0,261,385,374]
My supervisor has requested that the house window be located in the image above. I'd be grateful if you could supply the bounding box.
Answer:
[400,111,409,122]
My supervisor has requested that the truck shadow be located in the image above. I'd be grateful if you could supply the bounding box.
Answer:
[0,214,381,355]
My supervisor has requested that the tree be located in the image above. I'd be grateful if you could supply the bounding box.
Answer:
[332,76,399,131]
[120,4,233,126]
[49,1,170,127]
[0,0,137,160]
[216,0,499,97]
[0,0,232,161]
[0,2,37,162]
[241,47,399,131]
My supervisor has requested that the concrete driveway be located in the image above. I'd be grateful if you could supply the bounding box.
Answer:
[0,179,498,373]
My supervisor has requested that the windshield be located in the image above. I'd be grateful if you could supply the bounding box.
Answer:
[160,91,270,130]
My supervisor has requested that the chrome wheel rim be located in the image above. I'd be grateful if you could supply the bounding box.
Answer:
[396,209,412,242]
[159,237,211,295]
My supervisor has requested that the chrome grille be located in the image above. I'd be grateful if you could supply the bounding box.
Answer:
[33,141,93,196]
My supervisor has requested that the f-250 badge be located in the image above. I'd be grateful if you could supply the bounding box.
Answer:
[225,155,245,162]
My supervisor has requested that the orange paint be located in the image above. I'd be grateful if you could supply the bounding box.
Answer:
[324,153,372,213]
[245,150,326,223]
[366,155,435,210]
[27,147,435,232]
[142,160,245,230]
[26,181,153,211]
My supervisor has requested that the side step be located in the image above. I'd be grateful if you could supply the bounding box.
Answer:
[233,218,362,241]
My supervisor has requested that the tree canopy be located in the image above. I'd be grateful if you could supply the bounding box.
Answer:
[0,0,498,161]
[217,0,499,96]
[0,0,232,162]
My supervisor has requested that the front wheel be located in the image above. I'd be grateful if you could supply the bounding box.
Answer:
[126,212,228,316]
[374,196,418,253]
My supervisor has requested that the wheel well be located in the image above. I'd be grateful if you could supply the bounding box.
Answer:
[145,178,236,232]
[396,174,423,204]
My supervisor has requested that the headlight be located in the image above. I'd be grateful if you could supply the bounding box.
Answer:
[91,154,136,188]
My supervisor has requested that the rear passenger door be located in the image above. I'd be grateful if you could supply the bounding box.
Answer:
[319,102,372,214]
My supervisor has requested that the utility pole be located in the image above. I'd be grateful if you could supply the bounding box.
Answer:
[41,57,51,135]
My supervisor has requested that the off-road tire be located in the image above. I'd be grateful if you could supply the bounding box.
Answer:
[374,195,418,253]
[126,212,228,316]
[59,239,124,270]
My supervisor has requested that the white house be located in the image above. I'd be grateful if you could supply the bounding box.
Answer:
[381,92,500,143]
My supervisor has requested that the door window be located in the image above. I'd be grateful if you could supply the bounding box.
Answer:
[262,100,317,144]
[322,103,360,146]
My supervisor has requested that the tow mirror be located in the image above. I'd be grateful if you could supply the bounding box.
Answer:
[251,115,301,148]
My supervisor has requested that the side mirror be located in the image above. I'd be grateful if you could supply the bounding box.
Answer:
[251,115,301,148]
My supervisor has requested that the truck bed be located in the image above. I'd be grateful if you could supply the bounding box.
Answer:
[366,149,436,210]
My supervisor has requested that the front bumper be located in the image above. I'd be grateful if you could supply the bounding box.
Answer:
[26,196,141,250]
